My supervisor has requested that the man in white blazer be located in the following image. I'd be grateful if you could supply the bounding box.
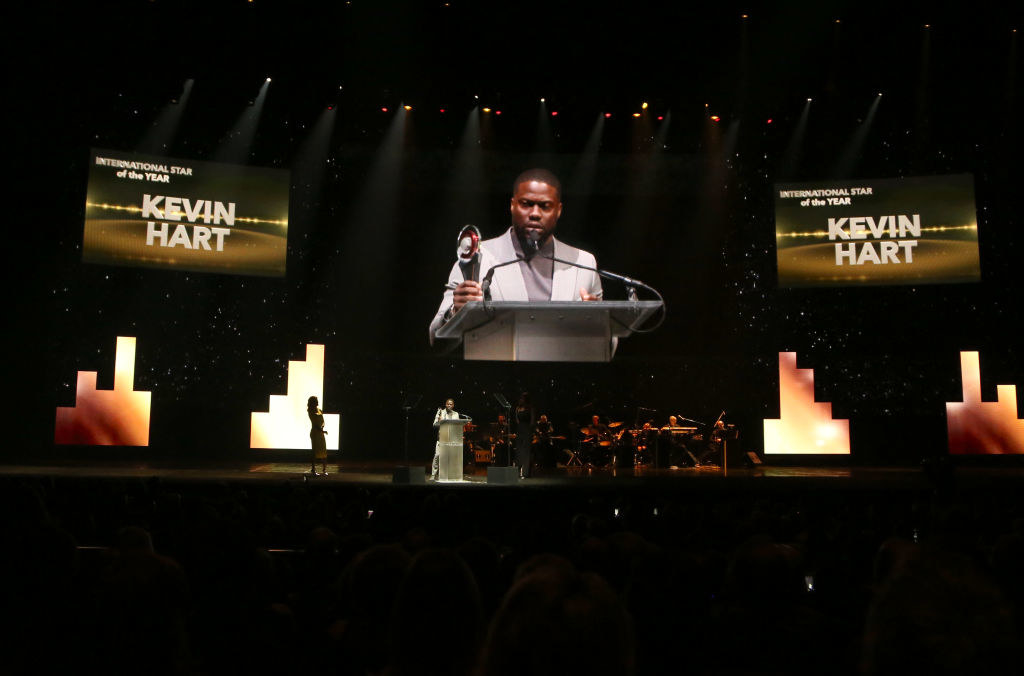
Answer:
[429,168,602,345]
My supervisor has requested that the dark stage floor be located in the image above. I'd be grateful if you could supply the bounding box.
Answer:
[2,459,1021,495]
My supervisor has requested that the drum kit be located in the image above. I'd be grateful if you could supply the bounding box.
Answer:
[462,419,573,469]
[575,421,657,468]
[461,421,520,466]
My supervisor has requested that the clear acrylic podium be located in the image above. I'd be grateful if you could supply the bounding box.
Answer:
[434,301,662,362]
[437,418,470,481]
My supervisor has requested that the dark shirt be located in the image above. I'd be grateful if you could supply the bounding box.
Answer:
[510,231,555,301]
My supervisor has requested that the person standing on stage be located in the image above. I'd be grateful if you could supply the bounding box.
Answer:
[535,414,554,468]
[492,414,510,466]
[307,396,328,476]
[514,393,537,478]
[432,398,460,480]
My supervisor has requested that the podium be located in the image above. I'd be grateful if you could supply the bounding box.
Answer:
[435,301,662,362]
[437,418,470,481]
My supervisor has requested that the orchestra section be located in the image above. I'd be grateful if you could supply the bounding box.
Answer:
[457,410,739,472]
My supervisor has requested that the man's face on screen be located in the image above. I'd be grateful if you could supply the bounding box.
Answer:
[510,180,562,246]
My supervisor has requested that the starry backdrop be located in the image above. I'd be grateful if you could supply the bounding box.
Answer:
[10,1,1021,464]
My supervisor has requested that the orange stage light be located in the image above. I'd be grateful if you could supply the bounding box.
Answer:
[55,337,151,446]
[763,352,851,455]
[946,351,1024,454]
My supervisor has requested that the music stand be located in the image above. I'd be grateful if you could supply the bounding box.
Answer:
[493,392,512,464]
[393,394,425,484]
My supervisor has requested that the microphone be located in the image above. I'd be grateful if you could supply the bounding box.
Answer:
[480,230,539,299]
[525,230,541,257]
[480,254,526,299]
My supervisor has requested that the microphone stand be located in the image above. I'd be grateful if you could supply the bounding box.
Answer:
[537,254,667,332]
[393,394,422,483]
[480,255,526,301]
[540,254,650,301]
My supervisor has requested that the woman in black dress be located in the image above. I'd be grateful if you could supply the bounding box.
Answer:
[307,395,328,476]
[514,392,536,478]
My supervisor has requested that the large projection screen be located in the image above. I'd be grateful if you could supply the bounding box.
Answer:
[775,174,980,288]
[84,148,290,277]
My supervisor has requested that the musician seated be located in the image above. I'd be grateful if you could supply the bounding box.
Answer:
[661,416,695,468]
[586,415,610,439]
[534,414,556,468]
[661,415,683,432]
[535,414,553,439]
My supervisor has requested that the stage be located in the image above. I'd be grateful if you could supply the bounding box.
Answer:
[2,459,1020,494]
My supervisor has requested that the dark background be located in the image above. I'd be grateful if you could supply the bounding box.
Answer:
[9,1,1021,465]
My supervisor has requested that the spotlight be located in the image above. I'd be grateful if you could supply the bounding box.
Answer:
[540,97,546,103]
[266,77,271,82]
[604,112,611,118]
[877,92,882,97]
[404,105,412,111]
[439,108,446,113]
[657,115,664,121]
[807,98,812,102]
[632,112,641,118]
[381,107,388,112]
[327,105,333,111]
[710,115,720,122]
[741,14,748,19]
[551,111,558,116]
[495,110,502,115]
[767,118,772,124]
[482,107,491,113]
[641,102,648,110]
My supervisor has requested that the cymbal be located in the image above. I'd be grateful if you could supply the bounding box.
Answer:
[608,421,624,428]
[579,426,594,435]
[550,435,567,440]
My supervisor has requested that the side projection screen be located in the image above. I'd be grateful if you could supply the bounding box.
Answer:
[774,173,980,288]
[83,148,289,277]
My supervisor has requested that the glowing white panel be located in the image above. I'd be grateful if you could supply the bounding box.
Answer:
[55,336,152,445]
[946,351,1024,454]
[763,351,850,455]
[250,344,340,449]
